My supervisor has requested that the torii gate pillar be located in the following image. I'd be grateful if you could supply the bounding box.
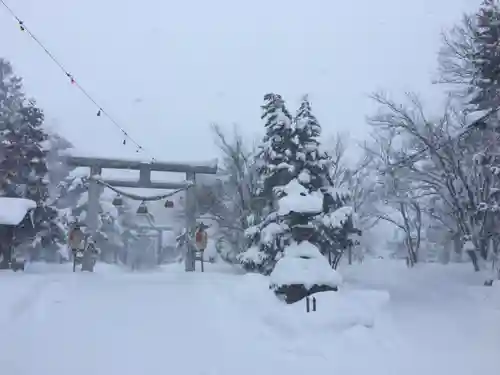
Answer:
[184,171,196,271]
[87,165,102,235]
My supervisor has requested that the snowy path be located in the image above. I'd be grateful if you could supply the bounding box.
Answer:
[1,260,499,375]
[0,266,301,375]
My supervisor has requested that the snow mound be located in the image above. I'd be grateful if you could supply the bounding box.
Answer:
[277,179,323,215]
[284,240,324,258]
[214,271,389,336]
[270,241,342,289]
[263,289,390,336]
[0,197,36,225]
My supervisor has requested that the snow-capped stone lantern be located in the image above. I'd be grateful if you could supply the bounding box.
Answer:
[270,241,341,304]
[291,223,315,242]
[269,179,342,304]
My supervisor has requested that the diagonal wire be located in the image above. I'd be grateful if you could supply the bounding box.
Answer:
[0,0,156,162]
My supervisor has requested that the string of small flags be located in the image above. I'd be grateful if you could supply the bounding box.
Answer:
[0,0,156,163]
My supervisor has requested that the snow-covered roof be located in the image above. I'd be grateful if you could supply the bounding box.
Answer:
[61,149,218,169]
[270,241,342,290]
[0,197,36,226]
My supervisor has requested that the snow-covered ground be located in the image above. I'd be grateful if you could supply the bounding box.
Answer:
[0,259,499,375]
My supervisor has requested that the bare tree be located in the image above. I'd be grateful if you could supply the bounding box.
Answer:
[368,92,500,271]
[325,132,379,263]
[364,126,423,266]
[438,13,477,99]
[208,124,260,262]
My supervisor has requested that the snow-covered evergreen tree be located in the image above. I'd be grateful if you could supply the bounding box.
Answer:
[293,95,331,191]
[239,94,358,275]
[469,0,500,113]
[255,93,295,200]
[238,93,295,274]
[0,58,65,261]
[292,95,358,268]
[444,1,500,276]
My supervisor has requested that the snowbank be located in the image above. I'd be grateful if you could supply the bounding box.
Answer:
[270,256,341,289]
[266,289,391,334]
[225,272,389,335]
[270,241,342,289]
[0,197,36,225]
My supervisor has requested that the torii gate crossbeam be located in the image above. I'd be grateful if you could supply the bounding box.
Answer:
[65,154,218,271]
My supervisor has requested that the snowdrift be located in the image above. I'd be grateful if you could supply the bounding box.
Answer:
[270,241,342,290]
[230,272,389,336]
[270,241,341,303]
[261,289,390,336]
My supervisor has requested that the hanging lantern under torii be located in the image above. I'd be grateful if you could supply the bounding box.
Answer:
[112,194,123,207]
[136,201,149,215]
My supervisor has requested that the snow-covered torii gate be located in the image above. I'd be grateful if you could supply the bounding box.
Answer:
[65,155,218,272]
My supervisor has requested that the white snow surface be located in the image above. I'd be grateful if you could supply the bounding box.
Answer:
[270,241,342,289]
[0,197,36,225]
[261,222,285,243]
[323,206,353,228]
[278,179,323,215]
[61,149,218,169]
[238,245,266,264]
[0,259,499,375]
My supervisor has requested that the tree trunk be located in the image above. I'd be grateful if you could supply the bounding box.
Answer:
[0,226,14,269]
[332,252,342,269]
[467,250,480,272]
[479,238,489,261]
[440,240,451,264]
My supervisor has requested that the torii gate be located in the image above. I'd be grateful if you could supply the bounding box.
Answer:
[65,155,217,271]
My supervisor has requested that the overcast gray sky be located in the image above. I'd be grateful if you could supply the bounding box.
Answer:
[0,0,479,164]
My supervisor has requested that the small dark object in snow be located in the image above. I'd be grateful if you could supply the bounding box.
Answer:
[306,295,317,312]
[11,259,25,272]
[273,283,337,304]
[484,279,494,286]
